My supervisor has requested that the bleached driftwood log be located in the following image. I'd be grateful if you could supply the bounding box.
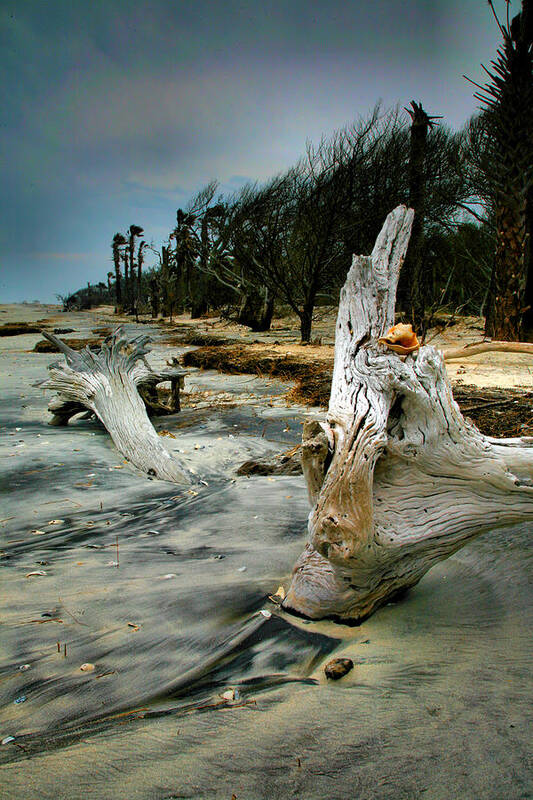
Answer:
[45,338,185,426]
[442,340,533,361]
[41,329,190,484]
[282,206,533,623]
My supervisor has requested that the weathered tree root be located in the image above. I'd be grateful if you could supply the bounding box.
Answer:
[282,206,533,623]
[41,328,190,484]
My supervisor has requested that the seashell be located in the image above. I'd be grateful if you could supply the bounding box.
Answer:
[378,323,420,355]
[25,570,47,578]
[80,663,95,672]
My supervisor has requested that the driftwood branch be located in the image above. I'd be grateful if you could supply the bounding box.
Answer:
[282,206,533,623]
[442,340,533,361]
[41,329,190,484]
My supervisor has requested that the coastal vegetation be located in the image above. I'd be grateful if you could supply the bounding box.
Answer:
[61,1,532,345]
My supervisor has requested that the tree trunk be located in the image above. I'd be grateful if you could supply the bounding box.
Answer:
[299,292,316,343]
[123,251,130,311]
[113,251,122,312]
[160,246,171,318]
[128,236,135,312]
[485,201,527,340]
[149,275,159,318]
[521,185,533,332]
[397,102,437,330]
[257,291,275,332]
[137,243,144,310]
[237,287,274,331]
[190,289,208,319]
[282,206,533,623]
[40,330,190,484]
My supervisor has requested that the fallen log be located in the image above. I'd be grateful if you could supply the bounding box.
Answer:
[40,329,190,484]
[442,340,533,361]
[282,206,533,623]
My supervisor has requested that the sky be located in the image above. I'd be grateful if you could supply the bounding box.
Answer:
[0,0,507,303]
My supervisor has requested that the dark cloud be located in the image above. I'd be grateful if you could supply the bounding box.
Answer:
[1,0,501,301]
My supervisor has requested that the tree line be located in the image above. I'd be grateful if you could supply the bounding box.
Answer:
[64,0,531,343]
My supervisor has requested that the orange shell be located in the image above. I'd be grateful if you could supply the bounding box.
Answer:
[378,323,420,355]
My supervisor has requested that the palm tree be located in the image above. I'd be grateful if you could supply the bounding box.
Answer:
[399,102,442,332]
[467,0,533,340]
[136,240,147,310]
[126,225,144,312]
[111,233,127,311]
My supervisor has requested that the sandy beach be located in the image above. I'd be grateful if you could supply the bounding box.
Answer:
[0,303,532,799]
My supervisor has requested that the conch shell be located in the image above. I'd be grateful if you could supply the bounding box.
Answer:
[378,323,420,355]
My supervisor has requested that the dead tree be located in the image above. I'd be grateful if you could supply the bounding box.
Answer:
[38,210,533,624]
[41,330,189,484]
[282,206,533,623]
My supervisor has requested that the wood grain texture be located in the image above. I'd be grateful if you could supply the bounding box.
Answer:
[283,206,533,622]
[41,329,190,484]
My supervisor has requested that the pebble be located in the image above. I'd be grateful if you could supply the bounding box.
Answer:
[14,696,27,704]
[18,664,30,672]
[324,658,354,681]
[220,688,241,702]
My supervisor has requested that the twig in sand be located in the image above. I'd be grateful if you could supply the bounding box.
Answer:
[460,398,527,414]
[59,598,90,627]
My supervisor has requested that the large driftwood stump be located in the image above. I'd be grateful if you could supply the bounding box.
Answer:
[41,329,190,484]
[282,206,533,623]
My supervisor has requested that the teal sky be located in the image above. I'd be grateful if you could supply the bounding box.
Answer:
[0,0,506,302]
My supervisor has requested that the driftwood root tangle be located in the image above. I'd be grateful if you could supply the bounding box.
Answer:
[41,328,190,484]
[282,206,533,623]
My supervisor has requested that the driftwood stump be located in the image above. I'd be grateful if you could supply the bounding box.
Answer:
[41,329,190,484]
[282,206,533,623]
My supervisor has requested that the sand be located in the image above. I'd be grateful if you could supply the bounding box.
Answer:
[0,304,531,799]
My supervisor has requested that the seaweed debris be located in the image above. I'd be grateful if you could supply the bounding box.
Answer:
[182,345,533,436]
[33,337,103,353]
[0,322,42,336]
[182,344,333,407]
